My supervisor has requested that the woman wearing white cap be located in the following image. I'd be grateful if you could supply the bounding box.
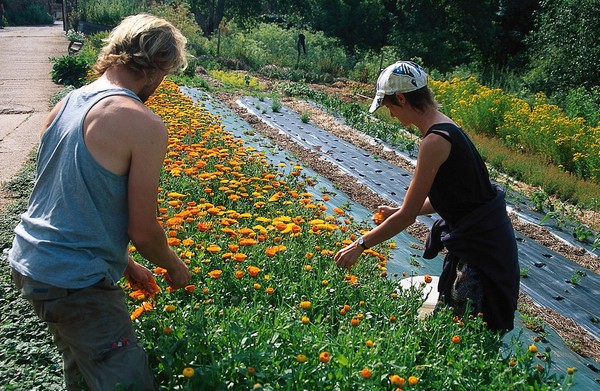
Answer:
[333,61,520,332]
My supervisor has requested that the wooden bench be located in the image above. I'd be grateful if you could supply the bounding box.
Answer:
[68,21,112,55]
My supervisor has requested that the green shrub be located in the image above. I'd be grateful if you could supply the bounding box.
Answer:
[147,1,208,57]
[6,2,53,25]
[211,22,348,78]
[77,0,143,26]
[50,55,91,88]
[558,86,600,127]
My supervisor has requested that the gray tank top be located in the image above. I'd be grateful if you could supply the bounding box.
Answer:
[8,87,141,289]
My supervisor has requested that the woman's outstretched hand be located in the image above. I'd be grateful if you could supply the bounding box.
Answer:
[333,241,363,269]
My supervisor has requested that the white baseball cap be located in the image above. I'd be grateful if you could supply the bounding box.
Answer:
[368,61,428,113]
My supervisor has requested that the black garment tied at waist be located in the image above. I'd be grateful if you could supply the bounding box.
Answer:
[424,185,520,331]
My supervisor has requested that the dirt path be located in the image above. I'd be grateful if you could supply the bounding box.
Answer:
[0,22,66,208]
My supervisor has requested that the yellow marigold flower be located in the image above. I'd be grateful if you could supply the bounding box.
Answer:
[182,367,194,378]
[567,367,575,375]
[301,316,310,324]
[528,344,538,353]
[296,354,307,363]
[300,301,311,309]
[365,339,374,348]
[304,265,312,272]
[164,305,176,313]
[253,283,261,290]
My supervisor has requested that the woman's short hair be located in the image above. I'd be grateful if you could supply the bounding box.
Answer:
[383,86,439,113]
[94,13,188,78]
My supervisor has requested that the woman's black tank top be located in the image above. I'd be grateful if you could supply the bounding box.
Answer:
[425,123,496,226]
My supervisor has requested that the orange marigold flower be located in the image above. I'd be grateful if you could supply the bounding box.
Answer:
[163,327,173,335]
[266,287,274,295]
[239,238,258,246]
[304,265,312,272]
[197,222,211,231]
[184,284,196,293]
[333,207,344,215]
[208,269,223,279]
[129,290,146,301]
[233,253,247,262]
[265,247,278,257]
[424,274,433,283]
[206,244,221,253]
[235,270,244,279]
[228,243,239,252]
[372,212,384,225]
[247,266,260,277]
[389,315,397,323]
[247,367,256,376]
[360,368,372,379]
[365,340,374,348]
[301,316,310,324]
[567,367,576,375]
[300,301,311,309]
[182,238,194,247]
[154,267,167,275]
[130,304,145,321]
[451,335,461,344]
[167,237,181,246]
[389,375,405,386]
[305,252,314,259]
[350,318,360,327]
[319,351,331,363]
[408,376,419,386]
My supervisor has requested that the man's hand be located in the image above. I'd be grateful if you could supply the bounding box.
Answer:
[124,257,160,295]
[164,258,192,290]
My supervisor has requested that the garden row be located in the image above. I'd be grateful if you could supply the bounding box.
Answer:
[119,79,577,389]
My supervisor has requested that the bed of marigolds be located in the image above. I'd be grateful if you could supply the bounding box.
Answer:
[123,79,576,390]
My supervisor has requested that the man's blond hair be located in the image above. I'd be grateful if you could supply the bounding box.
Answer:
[94,13,187,78]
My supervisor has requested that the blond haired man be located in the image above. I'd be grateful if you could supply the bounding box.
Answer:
[8,14,191,390]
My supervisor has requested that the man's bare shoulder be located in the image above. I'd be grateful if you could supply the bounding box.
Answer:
[88,95,166,136]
